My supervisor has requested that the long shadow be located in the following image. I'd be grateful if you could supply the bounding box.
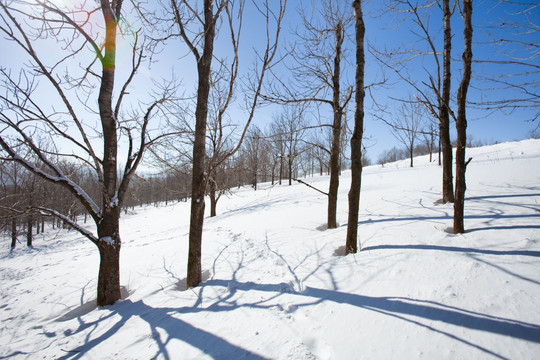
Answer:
[199,279,540,343]
[194,279,540,359]
[355,213,539,226]
[467,224,540,232]
[361,244,540,257]
[348,213,540,235]
[57,299,269,360]
[54,279,540,359]
[467,193,540,201]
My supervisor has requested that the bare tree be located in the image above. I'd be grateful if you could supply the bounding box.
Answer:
[453,0,473,234]
[244,126,264,190]
[265,0,353,229]
[168,0,287,288]
[0,1,168,305]
[270,105,307,186]
[384,100,425,167]
[373,0,455,202]
[422,118,439,163]
[345,0,366,255]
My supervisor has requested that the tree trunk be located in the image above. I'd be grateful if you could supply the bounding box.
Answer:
[96,240,121,306]
[327,21,345,230]
[209,175,217,217]
[252,163,258,190]
[346,0,365,255]
[10,218,17,249]
[454,0,473,234]
[95,207,122,306]
[440,0,454,204]
[279,155,283,185]
[187,0,216,289]
[438,139,441,166]
[328,124,341,229]
[288,156,293,186]
[94,2,123,306]
[26,214,33,247]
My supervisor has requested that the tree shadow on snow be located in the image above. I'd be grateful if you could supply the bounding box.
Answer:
[361,244,540,258]
[55,262,540,360]
[56,298,269,360]
[346,213,540,234]
[194,279,540,359]
[344,191,540,234]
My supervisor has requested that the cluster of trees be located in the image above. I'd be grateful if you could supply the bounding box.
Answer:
[0,0,535,306]
[0,111,343,248]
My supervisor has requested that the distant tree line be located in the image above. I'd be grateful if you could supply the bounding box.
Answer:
[377,135,495,167]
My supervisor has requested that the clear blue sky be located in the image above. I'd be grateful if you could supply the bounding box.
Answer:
[242,0,539,162]
[359,0,539,161]
[1,0,537,165]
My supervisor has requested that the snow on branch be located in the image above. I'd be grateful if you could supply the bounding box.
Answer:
[35,206,98,244]
[0,136,102,221]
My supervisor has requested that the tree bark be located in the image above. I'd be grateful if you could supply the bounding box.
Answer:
[26,214,33,247]
[96,238,121,306]
[346,0,365,255]
[209,175,217,217]
[288,156,293,186]
[441,0,454,204]
[94,1,122,306]
[327,21,345,230]
[10,218,17,249]
[187,0,216,288]
[454,0,473,234]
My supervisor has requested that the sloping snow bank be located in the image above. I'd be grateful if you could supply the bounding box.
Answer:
[1,139,539,359]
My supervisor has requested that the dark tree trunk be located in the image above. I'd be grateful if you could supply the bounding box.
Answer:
[346,0,365,255]
[26,214,33,247]
[279,155,283,185]
[95,2,122,306]
[96,240,121,305]
[209,174,217,217]
[441,0,454,203]
[95,206,122,306]
[288,157,293,186]
[328,122,341,229]
[187,0,216,289]
[438,139,441,166]
[454,0,473,234]
[252,163,258,190]
[327,21,345,230]
[10,218,17,249]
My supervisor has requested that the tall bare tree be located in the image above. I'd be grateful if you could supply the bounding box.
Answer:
[0,1,168,306]
[169,0,287,288]
[440,0,454,203]
[453,0,473,234]
[265,0,353,229]
[270,105,307,186]
[374,0,455,202]
[345,0,366,254]
[384,100,425,167]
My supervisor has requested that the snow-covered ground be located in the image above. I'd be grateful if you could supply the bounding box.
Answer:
[1,139,540,359]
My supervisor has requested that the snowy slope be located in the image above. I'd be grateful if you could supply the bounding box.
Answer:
[1,139,540,359]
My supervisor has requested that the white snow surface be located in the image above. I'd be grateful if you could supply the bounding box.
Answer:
[1,139,540,359]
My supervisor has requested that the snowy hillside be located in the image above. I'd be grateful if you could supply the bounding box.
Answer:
[1,139,540,359]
